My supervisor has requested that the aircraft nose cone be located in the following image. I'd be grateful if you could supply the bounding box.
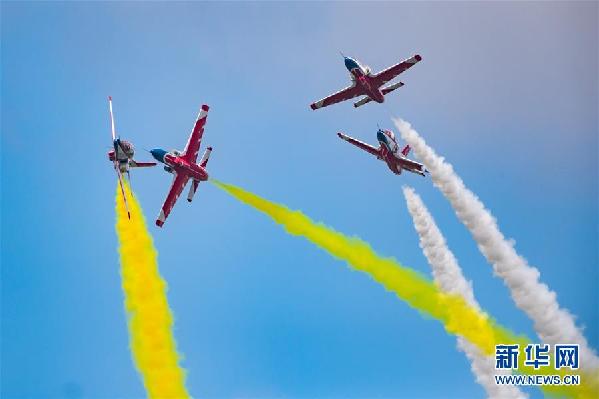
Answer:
[150,148,167,163]
[344,57,354,69]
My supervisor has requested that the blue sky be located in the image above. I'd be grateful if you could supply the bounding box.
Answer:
[2,2,597,398]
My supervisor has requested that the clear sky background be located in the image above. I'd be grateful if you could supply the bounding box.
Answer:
[2,2,597,398]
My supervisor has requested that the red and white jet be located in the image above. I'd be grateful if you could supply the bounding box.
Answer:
[150,105,212,227]
[107,96,156,218]
[338,128,427,177]
[310,54,422,110]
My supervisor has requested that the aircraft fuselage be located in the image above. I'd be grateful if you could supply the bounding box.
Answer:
[108,138,134,173]
[151,149,209,182]
[345,58,385,103]
[376,129,404,174]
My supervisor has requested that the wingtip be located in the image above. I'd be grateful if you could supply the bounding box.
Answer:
[207,146,213,151]
[201,104,210,112]
[156,210,166,227]
[127,211,131,219]
[310,103,317,110]
[415,54,422,62]
[108,96,112,101]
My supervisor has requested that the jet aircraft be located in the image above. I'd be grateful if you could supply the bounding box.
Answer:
[107,96,156,218]
[337,128,427,176]
[150,105,212,227]
[310,54,421,110]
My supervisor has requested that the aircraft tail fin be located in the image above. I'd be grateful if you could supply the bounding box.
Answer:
[353,96,373,108]
[381,81,405,95]
[401,144,411,157]
[187,147,212,202]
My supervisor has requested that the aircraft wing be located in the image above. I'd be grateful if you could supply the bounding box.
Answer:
[398,157,425,173]
[108,96,117,141]
[130,160,157,168]
[310,84,363,110]
[182,105,209,163]
[337,133,380,157]
[372,54,422,87]
[107,96,132,218]
[156,172,189,227]
[115,167,131,219]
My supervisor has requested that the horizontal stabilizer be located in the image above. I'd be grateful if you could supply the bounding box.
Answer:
[187,180,200,202]
[199,147,212,168]
[381,81,404,95]
[130,160,157,168]
[398,157,427,177]
[409,168,427,177]
[353,96,373,108]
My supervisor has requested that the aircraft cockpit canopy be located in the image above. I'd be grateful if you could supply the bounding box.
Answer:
[120,141,134,156]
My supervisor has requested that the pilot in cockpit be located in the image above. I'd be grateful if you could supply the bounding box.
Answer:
[388,135,399,154]
[377,129,399,154]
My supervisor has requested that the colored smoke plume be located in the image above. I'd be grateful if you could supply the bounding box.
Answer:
[115,182,190,399]
[394,118,599,379]
[403,186,526,399]
[211,179,595,398]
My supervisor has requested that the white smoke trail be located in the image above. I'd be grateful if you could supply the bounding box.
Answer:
[395,118,599,373]
[403,186,527,399]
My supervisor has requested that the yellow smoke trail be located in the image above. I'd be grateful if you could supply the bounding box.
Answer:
[212,179,597,398]
[115,182,190,399]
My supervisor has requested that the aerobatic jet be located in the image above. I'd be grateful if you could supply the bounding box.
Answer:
[310,54,422,110]
[337,128,427,177]
[107,96,156,218]
[150,105,212,227]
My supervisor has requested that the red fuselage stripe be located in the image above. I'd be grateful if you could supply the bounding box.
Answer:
[350,68,385,103]
[164,154,208,181]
